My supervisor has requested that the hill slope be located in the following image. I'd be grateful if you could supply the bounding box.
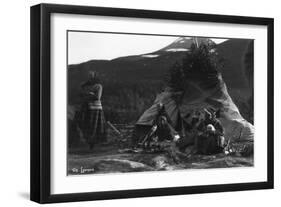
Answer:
[68,37,253,124]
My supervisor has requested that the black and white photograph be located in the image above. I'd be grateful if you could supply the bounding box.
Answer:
[67,31,254,175]
[29,2,274,204]
[0,0,277,205]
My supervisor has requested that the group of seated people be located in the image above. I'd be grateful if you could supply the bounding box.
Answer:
[136,103,226,155]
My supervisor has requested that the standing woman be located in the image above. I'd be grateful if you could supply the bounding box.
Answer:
[78,71,107,149]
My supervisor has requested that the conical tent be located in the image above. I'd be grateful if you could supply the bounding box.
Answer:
[136,73,254,143]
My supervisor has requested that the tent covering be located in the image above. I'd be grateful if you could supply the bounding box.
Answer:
[136,73,254,143]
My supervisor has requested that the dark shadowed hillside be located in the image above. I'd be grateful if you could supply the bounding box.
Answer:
[68,37,254,124]
[217,39,253,90]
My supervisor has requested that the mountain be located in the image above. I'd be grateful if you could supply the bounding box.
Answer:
[157,37,210,52]
[68,37,192,104]
[68,37,254,124]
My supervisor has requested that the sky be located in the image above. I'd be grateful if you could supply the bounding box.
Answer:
[68,32,228,65]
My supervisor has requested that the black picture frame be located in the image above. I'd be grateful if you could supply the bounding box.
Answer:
[30,3,274,204]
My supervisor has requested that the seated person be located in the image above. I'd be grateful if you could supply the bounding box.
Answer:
[138,103,180,148]
[195,124,225,155]
[197,108,224,135]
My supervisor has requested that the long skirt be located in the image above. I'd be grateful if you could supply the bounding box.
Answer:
[77,108,107,147]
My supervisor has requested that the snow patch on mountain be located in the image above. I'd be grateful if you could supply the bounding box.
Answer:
[141,54,159,58]
[174,37,191,42]
[165,48,189,52]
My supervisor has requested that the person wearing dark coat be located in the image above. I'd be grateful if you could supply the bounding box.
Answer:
[195,124,224,154]
[153,103,175,141]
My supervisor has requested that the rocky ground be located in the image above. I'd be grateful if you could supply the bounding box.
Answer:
[67,124,253,175]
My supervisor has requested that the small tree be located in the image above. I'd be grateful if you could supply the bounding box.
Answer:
[167,41,223,91]
[167,61,185,91]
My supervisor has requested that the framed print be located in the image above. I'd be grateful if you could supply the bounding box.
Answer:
[30,3,274,203]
